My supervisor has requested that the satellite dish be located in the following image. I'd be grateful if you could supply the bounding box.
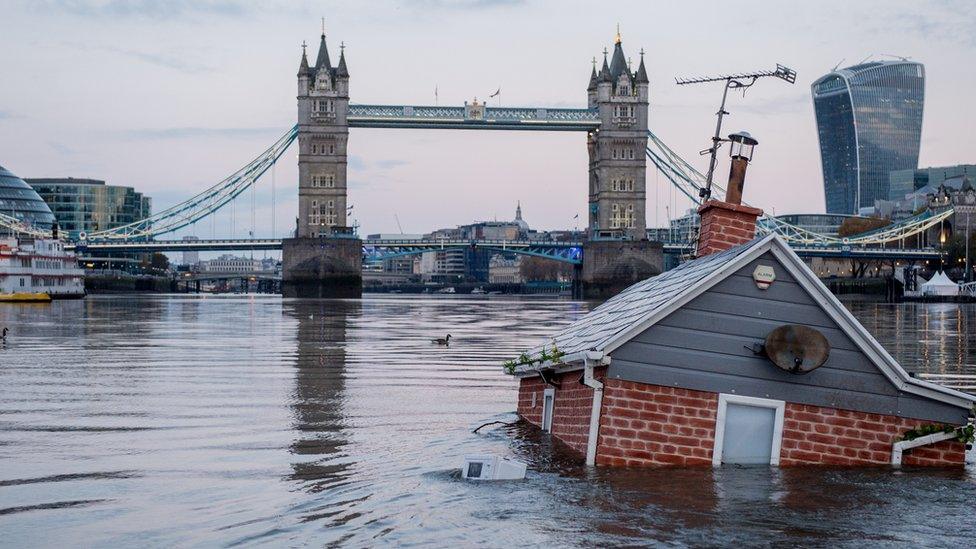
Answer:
[764,325,830,374]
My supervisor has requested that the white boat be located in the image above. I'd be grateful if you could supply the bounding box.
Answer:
[0,238,85,300]
[436,287,456,294]
[471,287,487,294]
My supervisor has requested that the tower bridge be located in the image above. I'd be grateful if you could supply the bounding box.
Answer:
[285,27,659,297]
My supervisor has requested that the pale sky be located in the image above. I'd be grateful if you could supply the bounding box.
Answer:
[1,0,974,242]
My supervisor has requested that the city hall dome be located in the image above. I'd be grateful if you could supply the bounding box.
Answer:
[0,164,56,232]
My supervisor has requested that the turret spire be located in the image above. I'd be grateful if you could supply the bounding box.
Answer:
[337,42,349,77]
[635,48,649,84]
[298,41,310,76]
[600,47,611,82]
[315,25,331,70]
[588,56,598,91]
[615,23,621,44]
[609,28,628,79]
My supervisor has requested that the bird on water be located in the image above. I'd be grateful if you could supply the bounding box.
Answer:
[1,327,7,342]
[431,334,451,345]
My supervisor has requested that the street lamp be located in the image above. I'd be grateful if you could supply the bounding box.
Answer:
[724,131,759,205]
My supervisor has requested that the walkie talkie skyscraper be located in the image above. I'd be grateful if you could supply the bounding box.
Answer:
[812,60,925,215]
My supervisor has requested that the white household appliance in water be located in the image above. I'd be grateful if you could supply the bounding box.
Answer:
[460,454,527,480]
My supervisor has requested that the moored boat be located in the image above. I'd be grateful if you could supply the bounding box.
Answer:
[0,237,85,300]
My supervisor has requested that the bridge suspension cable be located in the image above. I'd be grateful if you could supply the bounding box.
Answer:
[644,129,949,247]
[0,212,53,238]
[83,125,299,241]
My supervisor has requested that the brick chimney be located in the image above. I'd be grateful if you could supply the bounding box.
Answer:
[696,130,763,256]
[696,200,763,256]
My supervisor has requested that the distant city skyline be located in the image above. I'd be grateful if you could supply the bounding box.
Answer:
[1,0,974,240]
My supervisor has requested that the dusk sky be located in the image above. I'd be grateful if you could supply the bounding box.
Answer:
[2,0,974,241]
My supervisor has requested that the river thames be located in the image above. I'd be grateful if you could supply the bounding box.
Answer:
[1,296,975,546]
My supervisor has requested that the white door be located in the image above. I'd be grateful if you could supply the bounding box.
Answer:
[713,394,785,466]
[541,388,555,432]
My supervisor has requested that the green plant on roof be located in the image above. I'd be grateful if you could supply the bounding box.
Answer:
[898,423,975,445]
[501,341,567,375]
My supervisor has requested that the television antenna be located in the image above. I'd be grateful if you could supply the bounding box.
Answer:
[675,64,797,201]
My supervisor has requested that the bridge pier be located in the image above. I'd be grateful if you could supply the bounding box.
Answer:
[580,240,663,300]
[282,237,362,298]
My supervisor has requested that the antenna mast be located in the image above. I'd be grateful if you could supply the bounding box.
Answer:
[675,64,797,201]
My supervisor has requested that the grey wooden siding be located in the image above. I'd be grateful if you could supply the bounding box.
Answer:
[609,252,969,424]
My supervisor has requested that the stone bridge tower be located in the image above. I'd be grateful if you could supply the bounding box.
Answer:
[587,30,649,240]
[296,31,350,237]
[579,30,660,300]
[284,29,361,298]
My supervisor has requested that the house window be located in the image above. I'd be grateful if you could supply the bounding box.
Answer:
[612,148,618,160]
[712,394,785,466]
[611,179,618,191]
[541,388,555,433]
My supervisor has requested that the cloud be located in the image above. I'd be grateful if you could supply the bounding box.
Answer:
[122,127,282,140]
[100,45,214,74]
[348,155,367,170]
[375,159,410,169]
[37,0,248,20]
[48,141,79,155]
[0,110,13,119]
[734,94,811,116]
[409,0,526,10]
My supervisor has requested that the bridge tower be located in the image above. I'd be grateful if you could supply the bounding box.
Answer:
[283,29,362,298]
[297,30,350,237]
[580,30,660,299]
[588,30,649,240]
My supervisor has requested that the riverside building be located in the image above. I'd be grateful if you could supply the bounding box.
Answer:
[25,177,151,236]
[0,165,57,234]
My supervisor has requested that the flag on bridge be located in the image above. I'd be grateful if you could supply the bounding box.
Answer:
[489,88,500,98]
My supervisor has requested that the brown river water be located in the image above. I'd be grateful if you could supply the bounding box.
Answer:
[1,296,975,547]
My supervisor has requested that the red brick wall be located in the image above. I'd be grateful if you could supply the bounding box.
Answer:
[696,200,763,256]
[517,369,602,455]
[780,403,967,466]
[597,380,718,466]
[521,375,967,467]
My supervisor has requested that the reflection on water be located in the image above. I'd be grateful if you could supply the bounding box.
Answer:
[0,296,974,546]
[846,302,976,375]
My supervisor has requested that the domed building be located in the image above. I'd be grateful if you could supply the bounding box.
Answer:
[0,164,56,233]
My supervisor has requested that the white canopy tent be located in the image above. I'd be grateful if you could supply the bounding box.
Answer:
[920,271,959,297]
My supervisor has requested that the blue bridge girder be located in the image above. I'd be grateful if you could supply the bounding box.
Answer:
[68,238,942,263]
[363,239,584,264]
[347,104,601,131]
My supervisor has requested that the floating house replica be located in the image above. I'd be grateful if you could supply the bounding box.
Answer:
[510,197,976,467]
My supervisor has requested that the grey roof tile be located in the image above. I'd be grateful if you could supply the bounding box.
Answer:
[530,238,764,357]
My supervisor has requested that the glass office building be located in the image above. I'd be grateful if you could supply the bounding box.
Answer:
[25,177,151,236]
[0,164,57,233]
[811,61,925,214]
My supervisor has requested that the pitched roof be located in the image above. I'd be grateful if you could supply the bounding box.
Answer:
[514,234,976,410]
[315,33,331,71]
[609,41,628,80]
[588,65,598,91]
[539,237,760,358]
